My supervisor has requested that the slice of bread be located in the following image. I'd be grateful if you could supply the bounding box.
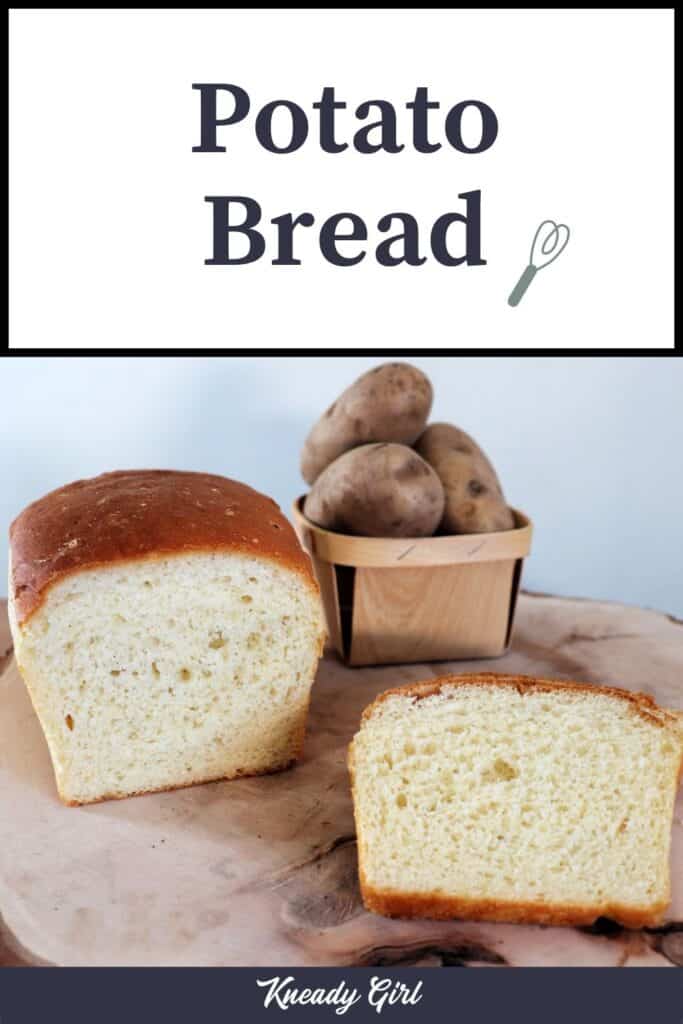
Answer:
[349,673,683,928]
[8,471,325,805]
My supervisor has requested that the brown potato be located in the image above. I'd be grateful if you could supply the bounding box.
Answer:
[303,443,445,538]
[415,423,514,534]
[300,362,433,485]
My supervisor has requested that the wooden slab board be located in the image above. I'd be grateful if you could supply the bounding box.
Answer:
[1,594,682,968]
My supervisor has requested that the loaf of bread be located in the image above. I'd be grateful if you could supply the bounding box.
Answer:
[8,470,325,805]
[349,673,683,928]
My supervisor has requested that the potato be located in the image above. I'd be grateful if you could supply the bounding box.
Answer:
[301,362,433,485]
[303,443,444,538]
[415,423,514,534]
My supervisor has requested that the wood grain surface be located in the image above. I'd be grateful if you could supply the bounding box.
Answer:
[350,560,515,664]
[1,594,682,968]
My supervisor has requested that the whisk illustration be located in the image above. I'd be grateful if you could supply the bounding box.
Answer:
[508,219,570,307]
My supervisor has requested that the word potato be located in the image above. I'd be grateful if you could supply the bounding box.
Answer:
[193,85,498,156]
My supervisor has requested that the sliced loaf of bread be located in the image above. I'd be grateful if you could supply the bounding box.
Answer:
[349,673,683,928]
[9,470,325,805]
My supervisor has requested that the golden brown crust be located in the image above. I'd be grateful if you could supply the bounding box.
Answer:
[10,470,317,626]
[358,882,667,930]
[359,672,680,730]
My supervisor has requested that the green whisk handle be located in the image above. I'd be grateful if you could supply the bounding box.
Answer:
[508,264,537,307]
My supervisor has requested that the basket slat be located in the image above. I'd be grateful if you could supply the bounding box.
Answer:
[350,560,516,666]
[293,500,531,568]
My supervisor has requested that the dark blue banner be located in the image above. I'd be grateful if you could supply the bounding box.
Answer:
[1,967,681,1024]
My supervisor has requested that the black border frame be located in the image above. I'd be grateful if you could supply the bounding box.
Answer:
[2,7,683,997]
[4,5,679,357]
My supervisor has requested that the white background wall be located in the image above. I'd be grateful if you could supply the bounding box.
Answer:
[2,356,681,615]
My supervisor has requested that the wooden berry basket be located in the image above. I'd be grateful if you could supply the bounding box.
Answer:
[292,497,533,666]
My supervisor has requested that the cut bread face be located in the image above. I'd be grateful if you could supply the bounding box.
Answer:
[9,551,323,805]
[349,674,683,928]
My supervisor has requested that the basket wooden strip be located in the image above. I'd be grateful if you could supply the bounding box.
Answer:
[292,499,531,568]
